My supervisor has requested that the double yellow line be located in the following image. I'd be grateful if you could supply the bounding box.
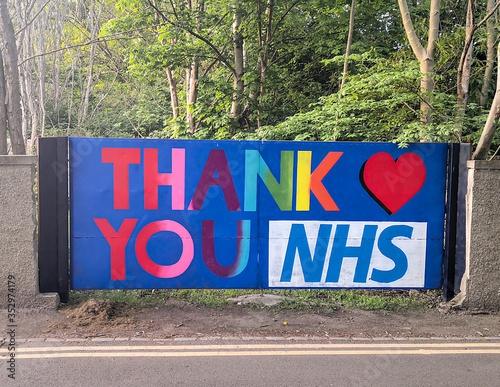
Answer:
[2,342,500,359]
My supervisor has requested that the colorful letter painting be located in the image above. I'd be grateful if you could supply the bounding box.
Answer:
[69,138,448,289]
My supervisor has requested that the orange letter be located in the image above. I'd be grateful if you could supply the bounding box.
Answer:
[296,151,342,211]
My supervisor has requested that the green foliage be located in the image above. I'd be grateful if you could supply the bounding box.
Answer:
[238,54,487,144]
[37,0,497,153]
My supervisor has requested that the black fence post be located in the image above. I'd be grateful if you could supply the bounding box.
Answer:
[443,142,472,301]
[443,144,459,301]
[38,137,69,303]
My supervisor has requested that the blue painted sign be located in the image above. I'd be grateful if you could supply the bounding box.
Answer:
[69,138,448,289]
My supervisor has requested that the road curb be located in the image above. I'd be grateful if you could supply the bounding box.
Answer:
[2,336,500,345]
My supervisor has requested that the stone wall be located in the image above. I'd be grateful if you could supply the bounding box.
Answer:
[455,160,500,311]
[0,156,58,310]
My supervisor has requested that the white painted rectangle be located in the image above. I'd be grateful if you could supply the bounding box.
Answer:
[268,221,427,288]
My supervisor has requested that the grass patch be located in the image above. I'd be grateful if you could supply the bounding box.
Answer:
[267,289,437,312]
[69,288,439,312]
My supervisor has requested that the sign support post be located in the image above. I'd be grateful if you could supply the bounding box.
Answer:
[38,137,69,303]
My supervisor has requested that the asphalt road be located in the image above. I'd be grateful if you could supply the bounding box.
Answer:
[2,340,500,387]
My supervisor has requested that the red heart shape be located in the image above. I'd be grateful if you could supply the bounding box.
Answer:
[361,152,426,214]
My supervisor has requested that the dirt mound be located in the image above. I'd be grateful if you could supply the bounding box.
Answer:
[67,298,125,326]
[47,298,147,335]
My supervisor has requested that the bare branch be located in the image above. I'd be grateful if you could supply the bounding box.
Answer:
[15,0,52,37]
[18,23,168,66]
[459,0,500,78]
[271,0,300,40]
[402,101,418,115]
[476,0,500,30]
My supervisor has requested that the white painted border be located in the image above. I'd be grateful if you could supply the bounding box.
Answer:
[268,221,427,288]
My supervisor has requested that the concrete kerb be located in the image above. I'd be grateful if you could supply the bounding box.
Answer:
[0,156,59,311]
[2,336,499,345]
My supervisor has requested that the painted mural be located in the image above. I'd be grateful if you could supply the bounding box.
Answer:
[69,138,448,289]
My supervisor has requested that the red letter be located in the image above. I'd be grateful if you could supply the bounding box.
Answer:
[94,218,138,280]
[144,148,185,210]
[102,148,141,209]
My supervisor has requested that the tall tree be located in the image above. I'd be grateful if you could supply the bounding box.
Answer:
[78,0,104,126]
[0,0,26,154]
[474,43,500,159]
[455,0,475,138]
[184,0,204,133]
[455,0,500,136]
[340,0,356,91]
[397,0,440,127]
[480,0,497,108]
[231,0,244,125]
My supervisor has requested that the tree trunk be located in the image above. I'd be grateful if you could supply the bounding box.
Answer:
[186,60,199,133]
[18,18,37,150]
[79,0,102,127]
[67,62,75,133]
[473,44,500,160]
[14,0,28,148]
[398,0,440,127]
[25,72,38,147]
[54,7,64,119]
[256,0,274,128]
[20,37,38,150]
[0,0,26,154]
[480,0,497,107]
[231,0,244,125]
[419,60,435,125]
[340,0,356,91]
[37,10,48,139]
[166,68,180,119]
[455,0,475,137]
[184,0,203,134]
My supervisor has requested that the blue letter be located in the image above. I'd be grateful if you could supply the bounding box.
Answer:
[326,225,378,283]
[371,225,412,283]
[280,224,332,282]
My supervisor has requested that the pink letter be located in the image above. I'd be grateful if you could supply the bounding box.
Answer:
[135,220,194,278]
[144,148,185,210]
